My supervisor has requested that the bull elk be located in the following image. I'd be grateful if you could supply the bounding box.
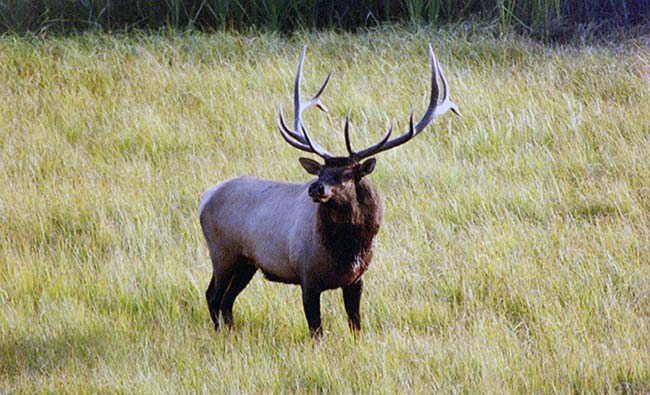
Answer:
[199,45,458,337]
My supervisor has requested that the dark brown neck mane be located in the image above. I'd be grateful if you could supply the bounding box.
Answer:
[317,178,382,271]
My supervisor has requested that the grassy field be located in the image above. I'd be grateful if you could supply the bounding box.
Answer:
[1,27,649,393]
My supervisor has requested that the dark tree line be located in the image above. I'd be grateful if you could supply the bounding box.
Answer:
[1,0,648,37]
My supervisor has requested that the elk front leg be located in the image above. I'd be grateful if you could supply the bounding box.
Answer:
[342,278,363,332]
[301,285,323,338]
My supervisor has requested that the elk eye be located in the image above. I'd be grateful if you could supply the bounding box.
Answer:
[341,170,353,181]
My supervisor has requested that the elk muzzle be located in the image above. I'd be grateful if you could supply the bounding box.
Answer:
[308,181,332,203]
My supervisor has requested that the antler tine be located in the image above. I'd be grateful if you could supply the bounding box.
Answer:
[344,109,354,156]
[434,56,461,116]
[412,43,440,134]
[349,117,395,160]
[300,124,332,158]
[292,46,306,134]
[279,105,306,143]
[352,44,458,161]
[345,108,395,160]
[278,108,335,158]
[278,45,333,159]
[277,117,314,153]
[304,71,332,113]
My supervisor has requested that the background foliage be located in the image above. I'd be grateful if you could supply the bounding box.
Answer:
[0,0,649,38]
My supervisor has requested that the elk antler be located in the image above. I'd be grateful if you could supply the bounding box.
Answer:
[278,45,458,161]
[277,45,333,159]
[345,44,459,161]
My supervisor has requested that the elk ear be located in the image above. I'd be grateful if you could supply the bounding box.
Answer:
[299,157,321,175]
[359,158,377,177]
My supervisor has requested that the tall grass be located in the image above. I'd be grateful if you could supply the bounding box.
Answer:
[1,28,649,393]
[0,0,648,37]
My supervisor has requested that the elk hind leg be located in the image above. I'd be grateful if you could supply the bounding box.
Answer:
[206,269,235,330]
[205,249,239,330]
[206,275,220,327]
[221,258,257,328]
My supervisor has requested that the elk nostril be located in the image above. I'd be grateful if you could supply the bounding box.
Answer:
[309,183,326,197]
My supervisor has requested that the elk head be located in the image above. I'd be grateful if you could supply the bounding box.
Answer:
[277,45,458,204]
[298,156,376,203]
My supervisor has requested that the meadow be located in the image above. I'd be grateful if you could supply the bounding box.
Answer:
[0,27,649,393]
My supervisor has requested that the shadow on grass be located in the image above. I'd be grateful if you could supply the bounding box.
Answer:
[0,326,110,378]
